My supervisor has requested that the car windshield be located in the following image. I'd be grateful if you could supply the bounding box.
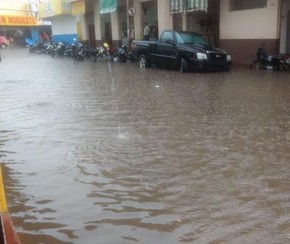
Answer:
[175,32,208,45]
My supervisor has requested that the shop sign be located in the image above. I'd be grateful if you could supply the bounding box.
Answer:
[0,15,37,26]
[100,0,116,14]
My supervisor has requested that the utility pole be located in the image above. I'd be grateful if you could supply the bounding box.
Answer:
[126,0,135,51]
[126,0,130,44]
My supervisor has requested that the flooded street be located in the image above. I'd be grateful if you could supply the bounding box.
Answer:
[1,47,290,244]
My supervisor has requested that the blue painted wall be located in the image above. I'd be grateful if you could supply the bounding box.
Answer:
[51,34,78,45]
[50,15,78,45]
[31,28,39,43]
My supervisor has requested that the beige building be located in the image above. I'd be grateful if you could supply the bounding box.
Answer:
[14,0,290,64]
[67,0,216,47]
[220,0,290,64]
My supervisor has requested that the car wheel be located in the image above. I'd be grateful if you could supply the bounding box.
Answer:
[224,64,231,72]
[180,58,188,73]
[1,44,7,49]
[139,54,149,68]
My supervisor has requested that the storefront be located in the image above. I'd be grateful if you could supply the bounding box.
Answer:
[0,15,50,45]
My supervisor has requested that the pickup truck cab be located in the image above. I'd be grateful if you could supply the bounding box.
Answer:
[131,30,232,72]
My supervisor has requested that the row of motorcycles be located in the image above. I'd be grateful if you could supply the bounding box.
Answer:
[25,37,135,63]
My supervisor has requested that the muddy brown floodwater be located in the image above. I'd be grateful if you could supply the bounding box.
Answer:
[0,47,290,244]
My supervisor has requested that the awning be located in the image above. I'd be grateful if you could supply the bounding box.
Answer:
[100,0,117,14]
[187,0,208,12]
[170,0,208,13]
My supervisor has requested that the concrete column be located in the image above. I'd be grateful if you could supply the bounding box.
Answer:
[133,1,142,40]
[111,11,121,44]
[182,12,188,31]
[78,14,89,41]
[157,0,172,36]
[93,0,102,42]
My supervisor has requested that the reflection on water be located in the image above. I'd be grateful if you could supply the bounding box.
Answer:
[0,48,290,243]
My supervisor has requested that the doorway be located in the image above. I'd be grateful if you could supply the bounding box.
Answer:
[280,0,290,53]
[101,13,112,44]
[141,1,158,40]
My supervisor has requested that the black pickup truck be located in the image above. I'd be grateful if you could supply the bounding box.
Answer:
[131,30,232,72]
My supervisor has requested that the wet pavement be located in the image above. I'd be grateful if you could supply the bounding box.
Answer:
[0,47,290,244]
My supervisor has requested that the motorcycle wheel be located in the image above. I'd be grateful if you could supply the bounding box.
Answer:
[119,55,127,63]
[112,56,119,63]
[75,55,84,61]
[250,60,264,70]
[52,51,58,58]
[279,61,290,71]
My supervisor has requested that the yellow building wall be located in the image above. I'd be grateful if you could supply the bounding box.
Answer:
[0,1,31,16]
[38,0,72,19]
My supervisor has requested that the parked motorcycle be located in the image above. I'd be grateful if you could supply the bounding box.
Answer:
[115,44,136,63]
[45,42,56,56]
[25,38,33,49]
[82,46,95,58]
[250,42,290,70]
[28,40,49,54]
[51,42,66,57]
[71,39,85,61]
[93,42,113,63]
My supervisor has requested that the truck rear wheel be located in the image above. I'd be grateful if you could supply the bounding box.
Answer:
[139,54,149,68]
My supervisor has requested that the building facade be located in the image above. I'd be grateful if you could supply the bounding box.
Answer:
[0,0,51,44]
[38,0,77,44]
[5,0,290,65]
[70,0,290,64]
[220,0,290,64]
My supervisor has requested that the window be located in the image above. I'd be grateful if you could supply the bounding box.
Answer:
[230,0,267,11]
[175,32,208,45]
[170,0,208,13]
[159,31,174,44]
